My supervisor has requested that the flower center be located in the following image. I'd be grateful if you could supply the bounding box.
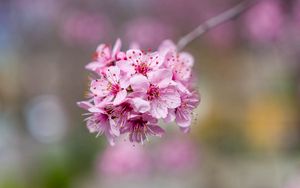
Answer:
[106,60,116,67]
[111,84,120,95]
[92,52,98,61]
[147,85,160,100]
[105,103,132,121]
[132,119,147,133]
[135,62,150,76]
[104,105,114,115]
[118,102,133,114]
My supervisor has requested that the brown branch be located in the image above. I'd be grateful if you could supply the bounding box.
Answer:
[177,0,259,50]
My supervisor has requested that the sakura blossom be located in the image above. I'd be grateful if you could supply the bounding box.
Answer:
[78,39,200,145]
[120,114,165,143]
[86,39,126,73]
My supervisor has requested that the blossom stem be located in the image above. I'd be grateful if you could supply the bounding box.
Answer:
[177,0,259,51]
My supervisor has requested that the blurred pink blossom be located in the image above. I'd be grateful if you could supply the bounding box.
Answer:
[293,0,300,26]
[98,142,151,178]
[243,0,284,43]
[284,173,300,188]
[157,137,199,173]
[123,18,174,49]
[151,0,209,28]
[60,11,113,46]
[206,22,236,49]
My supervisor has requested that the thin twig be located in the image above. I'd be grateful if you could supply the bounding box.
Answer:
[177,0,259,51]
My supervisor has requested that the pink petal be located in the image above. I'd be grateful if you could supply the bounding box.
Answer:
[126,49,143,62]
[147,124,165,137]
[158,40,176,52]
[96,44,110,57]
[176,110,192,128]
[105,133,116,146]
[116,51,126,60]
[89,107,104,113]
[173,81,191,94]
[87,122,99,133]
[119,76,130,89]
[95,95,114,106]
[79,101,103,113]
[180,127,190,134]
[130,74,149,92]
[90,79,110,97]
[131,98,150,113]
[106,66,120,84]
[187,92,201,108]
[116,60,135,75]
[85,61,105,71]
[109,118,120,136]
[179,52,194,67]
[164,109,176,123]
[147,52,164,69]
[160,88,181,109]
[176,117,192,128]
[77,101,93,110]
[147,69,172,88]
[150,100,168,119]
[112,38,121,57]
[142,113,158,124]
[113,90,127,105]
[164,51,180,69]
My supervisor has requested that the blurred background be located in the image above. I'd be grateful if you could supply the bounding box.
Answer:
[1,0,300,187]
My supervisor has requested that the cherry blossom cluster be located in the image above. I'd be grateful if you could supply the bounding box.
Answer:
[77,39,200,145]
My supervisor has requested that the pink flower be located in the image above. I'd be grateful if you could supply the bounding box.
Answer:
[78,39,200,145]
[160,41,194,82]
[86,39,126,73]
[130,69,181,119]
[159,40,196,94]
[77,101,119,145]
[99,142,151,178]
[86,113,119,146]
[166,91,200,128]
[90,66,128,105]
[117,49,163,76]
[120,114,165,143]
[104,101,133,128]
